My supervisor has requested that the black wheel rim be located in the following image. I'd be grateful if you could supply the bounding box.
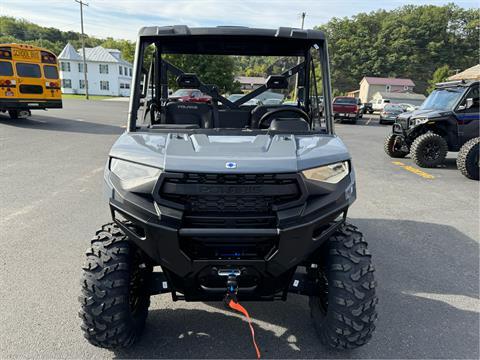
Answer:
[424,142,441,161]
[318,270,329,314]
[129,252,148,315]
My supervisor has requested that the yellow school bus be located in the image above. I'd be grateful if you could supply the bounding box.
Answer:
[0,43,62,119]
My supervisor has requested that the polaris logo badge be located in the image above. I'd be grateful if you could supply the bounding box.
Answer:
[225,162,237,169]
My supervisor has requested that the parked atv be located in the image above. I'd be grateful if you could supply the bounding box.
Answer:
[79,26,377,352]
[457,137,479,180]
[384,80,479,168]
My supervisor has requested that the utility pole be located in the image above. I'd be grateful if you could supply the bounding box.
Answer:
[75,0,89,99]
[293,12,306,101]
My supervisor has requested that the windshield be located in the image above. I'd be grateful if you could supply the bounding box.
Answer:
[420,88,465,111]
[227,94,243,101]
[334,98,356,105]
[384,105,403,112]
[172,89,191,96]
[130,37,334,134]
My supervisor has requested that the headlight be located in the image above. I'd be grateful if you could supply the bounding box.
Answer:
[411,117,429,126]
[302,161,350,184]
[110,158,162,193]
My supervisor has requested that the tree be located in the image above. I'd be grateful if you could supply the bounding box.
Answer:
[165,54,239,93]
[427,65,451,93]
[317,4,478,95]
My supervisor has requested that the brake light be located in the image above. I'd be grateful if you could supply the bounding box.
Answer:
[0,47,12,59]
[41,51,57,64]
[0,79,16,86]
[46,81,59,88]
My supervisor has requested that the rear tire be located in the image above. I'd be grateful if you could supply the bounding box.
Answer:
[384,133,408,158]
[309,223,377,349]
[411,132,448,168]
[79,222,152,349]
[457,137,479,180]
[8,110,18,119]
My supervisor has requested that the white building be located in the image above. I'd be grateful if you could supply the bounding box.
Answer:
[58,43,133,96]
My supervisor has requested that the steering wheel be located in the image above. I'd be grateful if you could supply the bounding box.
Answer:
[258,107,311,129]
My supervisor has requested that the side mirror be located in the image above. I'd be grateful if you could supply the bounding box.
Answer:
[177,73,201,88]
[466,98,474,109]
[457,98,473,111]
[266,75,289,89]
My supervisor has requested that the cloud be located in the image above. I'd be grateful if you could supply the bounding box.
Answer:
[1,0,478,40]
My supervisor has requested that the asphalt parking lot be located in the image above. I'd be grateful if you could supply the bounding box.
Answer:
[1,99,478,359]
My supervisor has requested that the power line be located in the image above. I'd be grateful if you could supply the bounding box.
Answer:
[75,0,89,100]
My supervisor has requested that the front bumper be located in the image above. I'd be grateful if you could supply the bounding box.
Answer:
[105,170,356,301]
[0,98,62,110]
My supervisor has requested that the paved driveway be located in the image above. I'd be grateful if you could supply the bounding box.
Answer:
[1,100,478,358]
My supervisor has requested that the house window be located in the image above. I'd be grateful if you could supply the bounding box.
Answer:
[124,66,127,75]
[99,64,109,74]
[119,66,123,75]
[129,68,132,77]
[120,83,125,89]
[386,85,391,92]
[100,80,110,90]
[78,63,87,73]
[62,79,72,88]
[125,83,130,89]
[60,61,70,72]
[79,79,86,89]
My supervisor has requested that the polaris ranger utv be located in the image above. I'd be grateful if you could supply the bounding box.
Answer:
[384,80,479,177]
[79,26,377,352]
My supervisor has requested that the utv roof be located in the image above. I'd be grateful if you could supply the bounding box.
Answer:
[138,25,326,56]
[435,80,479,88]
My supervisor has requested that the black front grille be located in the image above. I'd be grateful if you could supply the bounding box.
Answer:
[159,173,301,214]
[158,172,302,228]
[19,84,43,94]
[179,236,278,260]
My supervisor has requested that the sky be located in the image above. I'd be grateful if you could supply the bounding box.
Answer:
[1,0,478,40]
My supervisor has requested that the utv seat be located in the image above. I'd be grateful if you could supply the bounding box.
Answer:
[164,102,214,128]
[250,105,305,128]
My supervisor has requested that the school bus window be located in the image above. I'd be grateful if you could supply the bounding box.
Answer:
[16,63,41,78]
[0,61,13,76]
[43,65,59,79]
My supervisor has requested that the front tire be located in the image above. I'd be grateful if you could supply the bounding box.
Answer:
[384,133,408,158]
[411,132,448,168]
[309,223,377,349]
[457,137,479,180]
[79,223,152,349]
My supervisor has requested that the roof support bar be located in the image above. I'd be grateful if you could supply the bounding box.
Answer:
[318,42,334,135]
[232,61,306,107]
[128,39,146,132]
[161,60,237,108]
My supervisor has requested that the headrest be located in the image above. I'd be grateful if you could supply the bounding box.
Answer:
[269,118,309,132]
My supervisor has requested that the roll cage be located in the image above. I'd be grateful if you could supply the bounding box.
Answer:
[127,26,334,134]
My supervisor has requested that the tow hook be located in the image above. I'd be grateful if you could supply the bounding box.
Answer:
[220,269,261,359]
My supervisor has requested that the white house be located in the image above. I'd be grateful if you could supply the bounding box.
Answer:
[358,77,416,103]
[58,43,133,96]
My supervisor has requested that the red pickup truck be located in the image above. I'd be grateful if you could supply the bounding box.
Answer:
[333,96,362,124]
[169,89,212,103]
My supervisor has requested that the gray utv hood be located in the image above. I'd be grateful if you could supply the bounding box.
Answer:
[109,132,350,173]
